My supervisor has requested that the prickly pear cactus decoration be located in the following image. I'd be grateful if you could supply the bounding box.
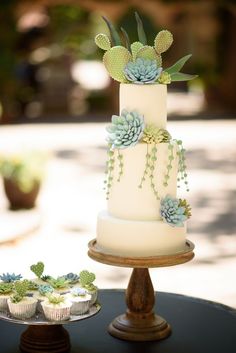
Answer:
[154,30,173,54]
[103,46,132,83]
[95,33,111,51]
[131,41,144,60]
[79,270,96,287]
[14,280,29,298]
[136,46,162,67]
[30,262,44,279]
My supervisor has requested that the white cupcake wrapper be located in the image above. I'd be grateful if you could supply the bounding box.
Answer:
[42,304,71,321]
[70,300,90,315]
[0,296,9,311]
[8,299,37,319]
[88,291,97,305]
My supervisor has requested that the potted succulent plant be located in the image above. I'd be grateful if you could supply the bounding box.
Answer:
[0,151,46,210]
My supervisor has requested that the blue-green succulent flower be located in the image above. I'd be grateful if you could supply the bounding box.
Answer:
[64,273,80,284]
[38,284,54,296]
[106,109,145,149]
[0,273,22,283]
[124,58,162,84]
[160,195,187,227]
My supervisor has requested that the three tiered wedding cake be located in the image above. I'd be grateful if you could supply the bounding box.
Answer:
[95,13,196,257]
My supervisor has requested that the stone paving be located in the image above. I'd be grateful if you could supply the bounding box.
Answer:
[0,120,235,307]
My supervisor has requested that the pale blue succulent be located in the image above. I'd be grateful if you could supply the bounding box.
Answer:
[124,58,162,84]
[64,273,80,284]
[38,284,54,296]
[71,287,87,297]
[160,195,187,227]
[0,273,22,283]
[106,109,145,149]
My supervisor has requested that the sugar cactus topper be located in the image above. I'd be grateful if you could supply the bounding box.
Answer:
[95,12,197,84]
[79,270,96,291]
[10,280,29,303]
[30,261,45,279]
[160,195,191,227]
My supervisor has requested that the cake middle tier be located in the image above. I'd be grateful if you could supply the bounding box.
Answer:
[108,142,179,221]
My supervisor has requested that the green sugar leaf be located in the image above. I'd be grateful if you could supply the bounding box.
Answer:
[102,16,121,46]
[135,12,147,45]
[121,27,131,52]
[165,54,192,74]
[170,72,198,82]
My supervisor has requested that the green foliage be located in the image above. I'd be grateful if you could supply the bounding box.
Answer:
[121,27,131,52]
[95,33,111,50]
[47,294,65,305]
[0,283,13,295]
[154,30,173,54]
[26,281,39,291]
[103,46,131,82]
[104,146,116,200]
[142,126,171,144]
[30,262,45,279]
[170,72,198,82]
[49,277,69,289]
[135,12,147,45]
[11,293,23,303]
[179,199,192,218]
[0,152,46,193]
[158,71,171,84]
[79,270,96,287]
[102,16,121,46]
[165,54,192,75]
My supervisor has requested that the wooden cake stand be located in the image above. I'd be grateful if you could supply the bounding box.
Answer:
[88,239,194,342]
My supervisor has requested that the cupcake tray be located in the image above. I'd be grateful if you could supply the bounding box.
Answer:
[0,303,101,353]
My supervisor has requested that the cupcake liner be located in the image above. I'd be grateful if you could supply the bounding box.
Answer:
[70,299,90,315]
[7,298,37,319]
[87,290,97,305]
[0,296,10,312]
[42,302,71,321]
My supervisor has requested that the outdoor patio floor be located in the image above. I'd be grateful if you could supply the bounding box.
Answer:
[0,120,235,307]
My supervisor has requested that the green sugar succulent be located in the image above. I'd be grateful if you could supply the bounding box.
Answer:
[95,13,197,84]
[179,199,192,218]
[0,283,13,295]
[48,277,69,289]
[47,293,65,305]
[142,125,171,144]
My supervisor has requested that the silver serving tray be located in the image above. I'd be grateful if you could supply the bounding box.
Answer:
[0,303,101,325]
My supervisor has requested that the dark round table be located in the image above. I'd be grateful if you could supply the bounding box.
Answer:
[0,289,236,353]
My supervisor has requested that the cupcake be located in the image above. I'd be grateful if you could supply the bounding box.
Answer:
[79,270,98,305]
[48,277,70,294]
[66,288,91,315]
[41,293,72,321]
[0,283,14,312]
[8,280,37,320]
[34,284,54,312]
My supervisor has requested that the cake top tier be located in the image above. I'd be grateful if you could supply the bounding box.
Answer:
[95,12,197,85]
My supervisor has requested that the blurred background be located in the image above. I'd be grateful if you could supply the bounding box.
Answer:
[0,1,235,307]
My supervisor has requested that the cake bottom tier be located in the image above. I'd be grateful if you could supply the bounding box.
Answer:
[97,211,186,257]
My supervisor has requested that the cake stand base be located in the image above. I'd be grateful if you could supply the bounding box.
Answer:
[20,325,70,353]
[88,239,194,342]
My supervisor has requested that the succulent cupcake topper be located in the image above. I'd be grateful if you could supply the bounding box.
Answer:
[0,273,22,283]
[14,280,29,298]
[95,12,197,84]
[30,261,44,279]
[64,273,80,284]
[0,283,13,294]
[160,195,191,227]
[26,281,39,291]
[47,293,65,305]
[49,277,70,289]
[142,125,171,144]
[38,284,54,296]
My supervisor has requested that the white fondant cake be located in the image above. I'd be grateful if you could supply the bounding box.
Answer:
[97,83,188,257]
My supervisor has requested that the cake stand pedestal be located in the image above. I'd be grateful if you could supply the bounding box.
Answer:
[88,239,194,341]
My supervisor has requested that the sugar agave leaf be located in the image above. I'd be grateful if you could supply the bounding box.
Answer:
[95,33,111,51]
[102,16,121,46]
[136,46,162,67]
[154,30,173,54]
[121,27,131,52]
[165,54,192,74]
[170,72,198,82]
[131,41,143,60]
[135,12,147,45]
[103,46,132,83]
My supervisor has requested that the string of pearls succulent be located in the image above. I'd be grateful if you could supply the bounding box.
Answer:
[176,140,189,192]
[138,144,160,200]
[104,146,115,200]
[117,150,124,182]
[163,142,174,187]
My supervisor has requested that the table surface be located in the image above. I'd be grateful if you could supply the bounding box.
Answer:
[0,289,236,353]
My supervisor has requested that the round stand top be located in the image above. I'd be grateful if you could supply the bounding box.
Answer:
[88,239,194,268]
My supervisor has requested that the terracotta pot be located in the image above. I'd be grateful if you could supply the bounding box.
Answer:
[3,178,40,210]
